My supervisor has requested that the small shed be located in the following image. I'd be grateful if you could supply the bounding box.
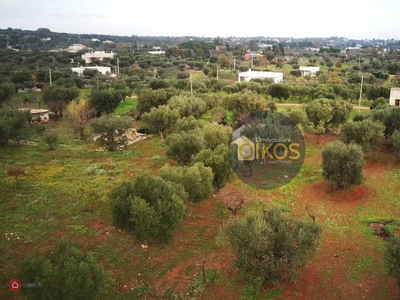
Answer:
[238,69,283,83]
[299,66,320,77]
[30,109,49,122]
[389,87,400,106]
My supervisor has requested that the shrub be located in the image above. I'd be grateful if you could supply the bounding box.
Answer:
[385,235,400,287]
[17,240,107,300]
[218,208,321,287]
[109,174,187,242]
[390,130,400,161]
[322,140,364,190]
[371,106,400,136]
[159,163,214,202]
[352,114,365,122]
[44,134,58,150]
[340,119,385,150]
[193,143,233,189]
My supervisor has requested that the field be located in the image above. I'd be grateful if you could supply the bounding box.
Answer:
[1,107,400,299]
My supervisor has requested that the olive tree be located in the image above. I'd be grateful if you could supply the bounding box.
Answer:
[42,85,79,120]
[109,174,187,242]
[159,162,214,202]
[340,119,385,150]
[305,99,352,133]
[18,240,107,300]
[322,140,364,190]
[390,130,400,161]
[90,115,133,151]
[218,208,321,287]
[193,143,233,189]
[385,235,400,287]
[142,105,180,142]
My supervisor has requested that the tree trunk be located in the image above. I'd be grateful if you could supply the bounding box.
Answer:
[159,131,165,143]
[79,126,85,138]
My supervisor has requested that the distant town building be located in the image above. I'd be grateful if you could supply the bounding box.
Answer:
[238,69,283,83]
[81,51,115,63]
[299,66,320,77]
[68,44,86,52]
[389,87,400,106]
[148,47,165,55]
[244,53,263,61]
[71,66,111,76]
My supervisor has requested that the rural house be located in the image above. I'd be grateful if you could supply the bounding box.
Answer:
[238,69,283,83]
[389,87,400,106]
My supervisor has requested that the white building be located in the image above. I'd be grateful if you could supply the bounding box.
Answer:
[299,66,320,77]
[68,44,86,52]
[81,51,116,63]
[389,87,400,106]
[71,66,111,76]
[238,69,283,83]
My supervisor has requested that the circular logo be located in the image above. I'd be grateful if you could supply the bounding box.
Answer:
[9,279,21,291]
[228,111,305,190]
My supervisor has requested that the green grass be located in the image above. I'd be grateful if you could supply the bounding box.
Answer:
[115,97,138,115]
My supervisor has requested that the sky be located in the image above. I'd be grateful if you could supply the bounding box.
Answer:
[0,0,399,40]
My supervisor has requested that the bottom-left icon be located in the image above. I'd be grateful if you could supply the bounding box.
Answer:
[9,279,21,291]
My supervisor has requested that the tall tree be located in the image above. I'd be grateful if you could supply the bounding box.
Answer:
[42,85,79,120]
[65,98,95,138]
[90,115,133,151]
[142,105,180,142]
[89,89,122,116]
[268,84,291,103]
[0,83,15,107]
[0,108,31,145]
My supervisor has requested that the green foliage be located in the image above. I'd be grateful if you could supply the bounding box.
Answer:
[340,119,385,150]
[287,108,309,126]
[89,89,123,115]
[44,133,58,151]
[385,235,400,287]
[193,143,233,189]
[0,83,15,106]
[353,114,366,122]
[17,240,107,300]
[371,106,400,136]
[142,105,180,141]
[223,90,264,122]
[201,122,232,150]
[0,108,31,145]
[42,85,79,119]
[109,174,187,242]
[136,88,179,115]
[90,115,133,151]
[166,129,204,165]
[370,97,388,110]
[159,162,214,202]
[167,94,208,118]
[218,208,321,287]
[268,84,291,102]
[390,130,400,161]
[174,116,205,132]
[305,99,353,133]
[322,140,364,190]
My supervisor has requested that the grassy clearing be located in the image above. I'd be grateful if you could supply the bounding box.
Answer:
[115,97,138,115]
